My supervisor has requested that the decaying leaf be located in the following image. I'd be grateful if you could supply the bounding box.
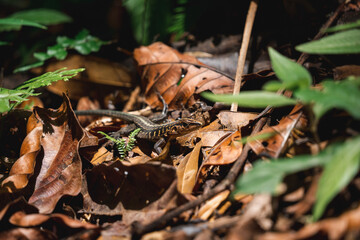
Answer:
[248,104,306,158]
[195,131,242,190]
[218,111,258,130]
[2,94,85,213]
[2,113,43,190]
[133,42,235,109]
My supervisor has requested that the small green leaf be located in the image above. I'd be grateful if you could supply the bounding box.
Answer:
[266,47,312,91]
[325,19,360,33]
[9,8,72,25]
[233,147,334,195]
[296,29,360,54]
[47,45,67,60]
[313,136,360,220]
[201,91,296,108]
[56,36,74,47]
[0,18,47,31]
[34,52,51,61]
[295,78,360,120]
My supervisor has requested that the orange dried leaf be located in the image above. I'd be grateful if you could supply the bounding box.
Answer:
[133,42,234,109]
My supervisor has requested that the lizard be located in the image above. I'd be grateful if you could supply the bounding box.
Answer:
[74,109,203,140]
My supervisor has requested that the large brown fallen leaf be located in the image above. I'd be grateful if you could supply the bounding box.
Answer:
[133,42,235,109]
[2,94,85,214]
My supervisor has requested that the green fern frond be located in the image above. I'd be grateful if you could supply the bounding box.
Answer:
[98,128,141,160]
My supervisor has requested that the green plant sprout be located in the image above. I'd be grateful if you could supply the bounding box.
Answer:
[98,128,141,160]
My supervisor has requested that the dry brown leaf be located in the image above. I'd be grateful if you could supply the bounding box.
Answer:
[176,119,223,148]
[27,95,84,213]
[0,228,56,240]
[202,130,242,166]
[248,104,306,158]
[2,114,43,191]
[133,42,235,110]
[195,131,242,191]
[218,111,258,130]
[3,94,85,213]
[258,204,360,240]
[33,55,133,100]
[177,141,202,194]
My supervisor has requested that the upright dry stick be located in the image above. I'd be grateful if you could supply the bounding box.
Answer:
[231,0,259,112]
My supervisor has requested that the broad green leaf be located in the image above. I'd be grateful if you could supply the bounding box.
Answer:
[123,0,173,45]
[296,29,360,54]
[9,8,72,25]
[326,19,360,33]
[265,47,312,91]
[313,136,360,220]
[0,18,47,31]
[295,78,360,120]
[201,91,296,108]
[233,146,334,195]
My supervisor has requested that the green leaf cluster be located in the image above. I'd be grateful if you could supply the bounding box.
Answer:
[202,25,360,221]
[0,8,72,32]
[15,29,108,72]
[98,128,141,160]
[234,136,360,221]
[0,68,84,113]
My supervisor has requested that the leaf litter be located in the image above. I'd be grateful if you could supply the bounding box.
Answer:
[1,1,360,239]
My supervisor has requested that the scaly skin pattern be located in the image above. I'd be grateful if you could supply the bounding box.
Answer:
[75,110,202,139]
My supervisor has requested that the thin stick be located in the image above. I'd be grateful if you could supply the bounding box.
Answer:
[231,0,259,112]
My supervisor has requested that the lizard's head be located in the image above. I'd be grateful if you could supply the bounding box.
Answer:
[168,118,203,136]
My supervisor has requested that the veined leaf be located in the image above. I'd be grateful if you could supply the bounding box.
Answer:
[9,8,72,25]
[201,91,296,108]
[265,47,312,91]
[294,78,360,120]
[314,136,360,220]
[296,29,360,54]
[0,18,46,31]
